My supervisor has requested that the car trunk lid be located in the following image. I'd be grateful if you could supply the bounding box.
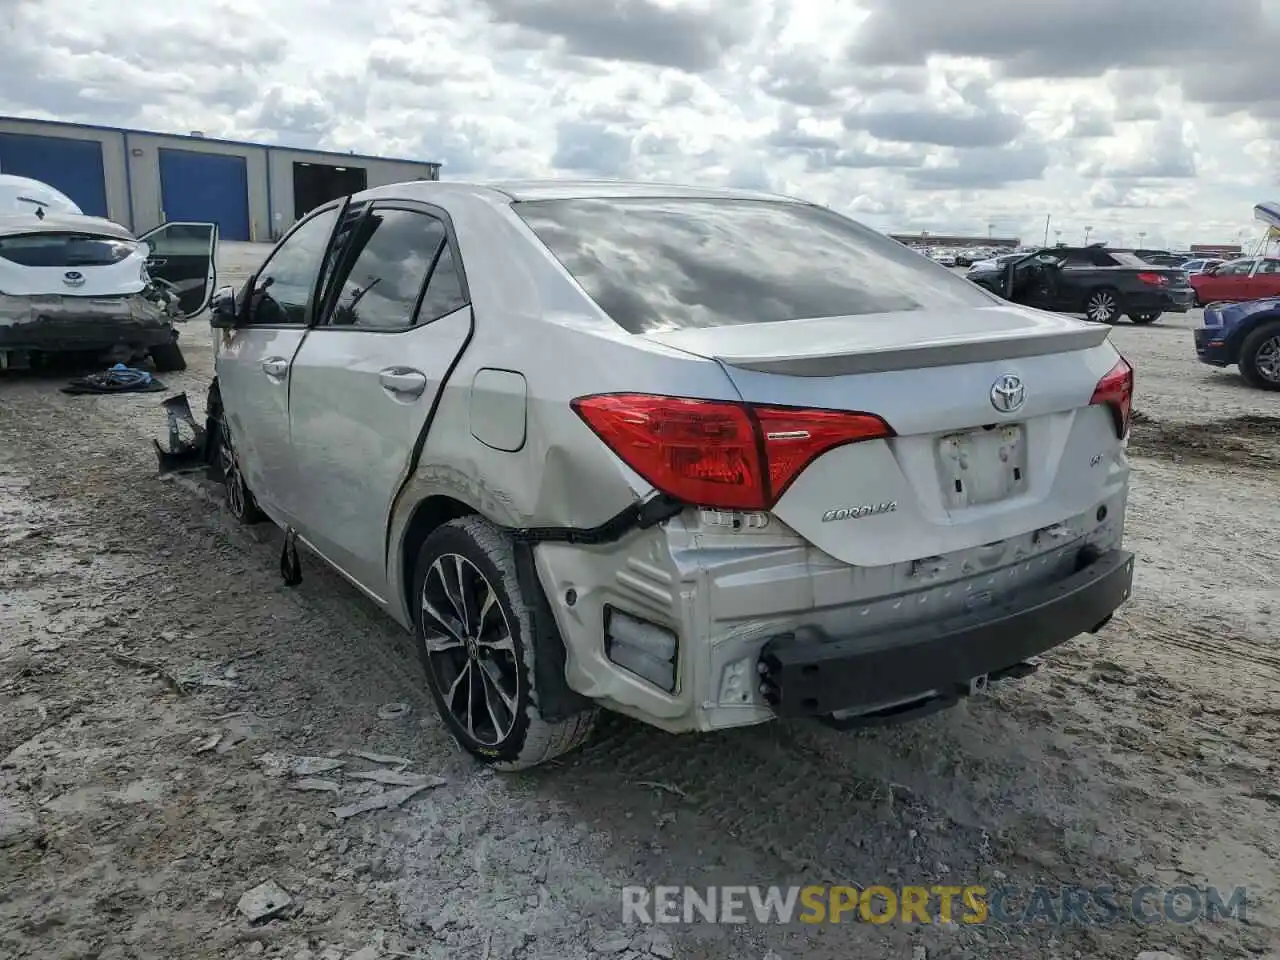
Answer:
[645,306,1128,568]
[0,230,146,298]
[644,304,1110,377]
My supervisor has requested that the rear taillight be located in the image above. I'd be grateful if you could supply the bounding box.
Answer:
[1136,272,1168,286]
[1090,357,1134,438]
[571,393,894,511]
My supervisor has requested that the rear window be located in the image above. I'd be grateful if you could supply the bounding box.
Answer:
[513,198,996,334]
[0,233,138,267]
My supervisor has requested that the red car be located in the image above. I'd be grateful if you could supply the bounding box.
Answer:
[1189,257,1280,305]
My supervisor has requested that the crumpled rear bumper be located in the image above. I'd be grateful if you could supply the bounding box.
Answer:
[757,547,1135,717]
[0,295,174,352]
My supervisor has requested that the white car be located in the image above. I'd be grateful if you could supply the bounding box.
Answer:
[968,253,1024,274]
[0,174,217,371]
[1179,258,1226,276]
[207,179,1136,770]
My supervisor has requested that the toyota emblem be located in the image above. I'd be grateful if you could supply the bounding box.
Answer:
[990,374,1025,413]
[63,271,85,287]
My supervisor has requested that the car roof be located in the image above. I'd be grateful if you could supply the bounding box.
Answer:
[355,178,803,206]
[0,174,83,216]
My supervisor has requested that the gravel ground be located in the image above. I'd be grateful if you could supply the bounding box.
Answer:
[1,243,1277,960]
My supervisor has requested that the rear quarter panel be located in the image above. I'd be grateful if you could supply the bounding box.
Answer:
[383,193,741,620]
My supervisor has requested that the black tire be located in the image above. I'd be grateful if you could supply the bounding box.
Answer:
[1128,312,1160,325]
[412,516,597,770]
[215,406,266,523]
[1238,321,1280,391]
[1084,288,1122,324]
[150,340,186,372]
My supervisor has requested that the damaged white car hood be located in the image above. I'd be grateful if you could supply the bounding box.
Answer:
[0,212,149,299]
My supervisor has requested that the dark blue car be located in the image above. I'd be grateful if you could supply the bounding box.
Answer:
[1195,298,1280,390]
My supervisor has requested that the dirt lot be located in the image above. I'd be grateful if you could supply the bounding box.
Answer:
[2,244,1277,960]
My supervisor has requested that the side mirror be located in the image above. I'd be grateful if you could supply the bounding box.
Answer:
[209,286,239,329]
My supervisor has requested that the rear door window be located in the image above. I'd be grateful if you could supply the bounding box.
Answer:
[324,208,446,330]
[513,198,996,334]
[0,233,138,267]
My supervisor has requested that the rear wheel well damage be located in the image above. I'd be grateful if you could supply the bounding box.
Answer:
[397,494,593,722]
[399,495,477,610]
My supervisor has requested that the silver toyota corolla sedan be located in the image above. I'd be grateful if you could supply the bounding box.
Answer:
[207,179,1135,769]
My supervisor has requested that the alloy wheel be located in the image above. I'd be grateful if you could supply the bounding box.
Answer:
[421,554,520,747]
[1256,335,1280,384]
[218,416,247,519]
[1087,292,1117,323]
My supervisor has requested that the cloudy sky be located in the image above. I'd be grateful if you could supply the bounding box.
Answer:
[4,0,1280,247]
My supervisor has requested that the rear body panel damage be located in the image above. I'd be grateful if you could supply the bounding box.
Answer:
[0,293,176,351]
[533,479,1129,735]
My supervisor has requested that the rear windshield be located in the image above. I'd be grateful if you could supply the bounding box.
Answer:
[513,197,996,334]
[0,233,138,268]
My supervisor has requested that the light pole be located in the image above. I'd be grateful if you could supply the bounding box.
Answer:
[987,222,995,239]
[1083,225,1093,245]
[1137,231,1146,248]
[1043,214,1051,246]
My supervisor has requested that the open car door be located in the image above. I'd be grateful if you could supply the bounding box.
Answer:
[1001,252,1058,309]
[136,221,218,319]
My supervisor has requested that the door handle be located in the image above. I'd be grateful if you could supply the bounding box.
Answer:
[146,257,168,267]
[262,357,290,378]
[379,367,428,398]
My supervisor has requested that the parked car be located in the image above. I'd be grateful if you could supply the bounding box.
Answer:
[1194,297,1280,389]
[205,179,1136,769]
[967,252,1023,275]
[1188,257,1280,305]
[1134,251,1190,268]
[0,174,217,371]
[966,245,1194,324]
[1179,257,1226,276]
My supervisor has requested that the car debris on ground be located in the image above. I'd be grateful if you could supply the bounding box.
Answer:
[237,880,294,924]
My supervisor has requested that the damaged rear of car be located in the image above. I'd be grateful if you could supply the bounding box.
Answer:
[0,174,218,372]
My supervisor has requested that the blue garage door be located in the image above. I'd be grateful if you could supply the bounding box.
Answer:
[158,148,250,241]
[0,132,109,217]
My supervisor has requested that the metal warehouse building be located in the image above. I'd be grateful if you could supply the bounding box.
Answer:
[0,116,441,242]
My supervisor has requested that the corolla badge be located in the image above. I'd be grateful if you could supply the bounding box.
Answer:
[822,501,897,522]
[62,271,85,287]
[990,373,1025,413]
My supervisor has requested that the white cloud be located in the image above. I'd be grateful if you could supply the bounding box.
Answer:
[1,0,1277,247]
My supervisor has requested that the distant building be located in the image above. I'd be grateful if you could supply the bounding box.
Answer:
[889,232,1020,250]
[1189,243,1244,257]
[0,115,441,241]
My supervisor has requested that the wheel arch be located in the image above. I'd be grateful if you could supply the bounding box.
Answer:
[1236,315,1280,389]
[393,492,595,723]
[1227,309,1280,357]
[397,494,478,623]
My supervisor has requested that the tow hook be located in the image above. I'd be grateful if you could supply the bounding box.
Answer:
[280,527,302,586]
